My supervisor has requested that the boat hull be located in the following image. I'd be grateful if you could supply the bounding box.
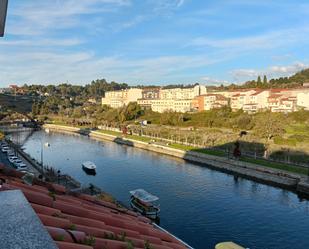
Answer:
[82,165,96,175]
[130,200,160,219]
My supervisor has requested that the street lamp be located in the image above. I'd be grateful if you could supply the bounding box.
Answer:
[39,139,50,168]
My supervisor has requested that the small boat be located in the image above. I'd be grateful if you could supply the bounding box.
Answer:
[82,161,96,174]
[44,142,50,147]
[129,189,160,219]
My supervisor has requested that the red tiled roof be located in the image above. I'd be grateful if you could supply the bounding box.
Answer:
[0,164,187,249]
[250,90,266,96]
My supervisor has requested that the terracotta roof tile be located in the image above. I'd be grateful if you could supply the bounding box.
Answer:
[0,165,188,249]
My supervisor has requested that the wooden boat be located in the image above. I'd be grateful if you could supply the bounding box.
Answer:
[82,161,96,174]
[129,189,160,219]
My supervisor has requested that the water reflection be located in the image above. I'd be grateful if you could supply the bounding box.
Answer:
[12,130,309,249]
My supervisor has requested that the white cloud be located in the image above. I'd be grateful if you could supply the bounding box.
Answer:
[188,28,309,52]
[7,0,131,36]
[200,76,231,85]
[0,46,220,85]
[231,62,308,82]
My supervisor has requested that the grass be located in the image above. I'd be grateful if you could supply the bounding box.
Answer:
[97,129,152,142]
[97,129,121,136]
[285,123,309,136]
[170,143,308,175]
[169,143,226,156]
[241,157,308,175]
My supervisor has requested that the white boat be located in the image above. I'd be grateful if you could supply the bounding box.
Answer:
[129,189,160,219]
[82,161,96,172]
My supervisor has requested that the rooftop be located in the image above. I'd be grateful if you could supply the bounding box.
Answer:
[0,164,188,249]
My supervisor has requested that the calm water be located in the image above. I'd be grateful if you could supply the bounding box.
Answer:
[16,130,309,249]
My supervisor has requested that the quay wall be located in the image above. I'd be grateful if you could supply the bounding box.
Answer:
[44,124,309,195]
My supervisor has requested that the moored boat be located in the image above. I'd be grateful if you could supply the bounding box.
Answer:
[82,161,96,174]
[129,189,160,219]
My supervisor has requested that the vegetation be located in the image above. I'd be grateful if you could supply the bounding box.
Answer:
[225,68,309,90]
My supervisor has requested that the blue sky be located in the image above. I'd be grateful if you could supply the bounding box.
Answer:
[1,0,309,86]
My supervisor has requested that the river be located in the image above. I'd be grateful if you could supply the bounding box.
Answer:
[12,130,309,249]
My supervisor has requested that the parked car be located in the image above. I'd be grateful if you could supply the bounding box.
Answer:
[7,151,15,158]
[8,156,19,164]
[1,142,8,147]
[16,163,27,170]
[1,146,9,153]
[13,159,24,168]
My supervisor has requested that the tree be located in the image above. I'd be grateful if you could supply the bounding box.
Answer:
[253,112,285,140]
[263,75,268,84]
[257,76,262,85]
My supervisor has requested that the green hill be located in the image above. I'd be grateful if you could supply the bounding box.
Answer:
[0,94,34,114]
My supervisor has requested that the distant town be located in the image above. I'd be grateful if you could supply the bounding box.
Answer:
[102,83,309,113]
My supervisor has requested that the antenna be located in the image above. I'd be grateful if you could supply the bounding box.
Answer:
[0,0,8,37]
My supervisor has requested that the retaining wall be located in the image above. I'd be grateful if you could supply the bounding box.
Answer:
[44,124,309,195]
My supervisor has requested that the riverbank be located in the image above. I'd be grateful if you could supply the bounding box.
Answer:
[43,124,309,196]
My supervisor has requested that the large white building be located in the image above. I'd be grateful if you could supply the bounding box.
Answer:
[101,88,142,108]
[160,85,207,100]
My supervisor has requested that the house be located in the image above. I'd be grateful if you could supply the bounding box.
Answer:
[193,94,228,111]
[243,90,270,113]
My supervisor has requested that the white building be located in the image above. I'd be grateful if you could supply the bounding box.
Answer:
[297,92,309,110]
[160,85,207,100]
[102,88,142,108]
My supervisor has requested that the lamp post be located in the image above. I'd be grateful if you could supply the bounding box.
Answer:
[40,140,50,169]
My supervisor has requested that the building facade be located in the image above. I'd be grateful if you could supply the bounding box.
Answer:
[101,88,142,108]
[137,88,161,110]
[193,94,228,111]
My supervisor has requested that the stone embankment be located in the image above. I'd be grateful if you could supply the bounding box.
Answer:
[44,124,309,196]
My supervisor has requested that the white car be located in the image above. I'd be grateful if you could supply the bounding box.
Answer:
[13,159,23,167]
[8,156,19,164]
[1,146,9,153]
[16,163,27,170]
[7,151,15,158]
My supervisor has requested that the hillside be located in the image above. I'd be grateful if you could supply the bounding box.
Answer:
[0,94,34,114]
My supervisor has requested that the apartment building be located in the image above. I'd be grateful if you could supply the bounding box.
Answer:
[101,88,142,108]
[230,89,256,111]
[137,88,160,110]
[193,94,229,111]
[143,84,207,113]
[297,92,309,110]
[151,99,194,113]
[268,94,297,113]
[160,84,207,100]
[242,90,270,113]
[151,99,175,113]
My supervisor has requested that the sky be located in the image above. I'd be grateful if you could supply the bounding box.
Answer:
[1,0,309,86]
